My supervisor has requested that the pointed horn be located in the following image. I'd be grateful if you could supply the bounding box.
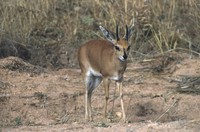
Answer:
[116,25,120,41]
[125,25,129,41]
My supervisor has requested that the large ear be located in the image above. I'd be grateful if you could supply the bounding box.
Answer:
[125,25,129,41]
[125,25,134,41]
[125,17,135,40]
[116,25,120,41]
[99,26,116,43]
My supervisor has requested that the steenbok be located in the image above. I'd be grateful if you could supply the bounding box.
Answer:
[78,25,133,122]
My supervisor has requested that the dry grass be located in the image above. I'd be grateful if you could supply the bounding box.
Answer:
[0,0,199,67]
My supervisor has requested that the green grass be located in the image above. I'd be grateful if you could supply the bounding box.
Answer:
[15,116,22,126]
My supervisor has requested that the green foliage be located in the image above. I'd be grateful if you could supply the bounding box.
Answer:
[94,122,110,128]
[15,117,22,126]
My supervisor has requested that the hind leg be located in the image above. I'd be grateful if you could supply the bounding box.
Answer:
[85,75,102,121]
[85,75,89,121]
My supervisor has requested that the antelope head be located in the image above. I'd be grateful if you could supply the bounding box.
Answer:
[99,25,132,61]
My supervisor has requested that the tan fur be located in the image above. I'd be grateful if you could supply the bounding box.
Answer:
[78,26,131,122]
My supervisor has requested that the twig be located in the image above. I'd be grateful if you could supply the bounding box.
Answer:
[154,99,178,122]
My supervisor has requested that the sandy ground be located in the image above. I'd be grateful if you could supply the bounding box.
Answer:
[0,53,200,131]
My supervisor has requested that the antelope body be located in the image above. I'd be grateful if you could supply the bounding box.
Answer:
[78,25,132,122]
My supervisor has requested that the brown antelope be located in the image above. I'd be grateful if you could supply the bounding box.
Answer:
[78,25,133,122]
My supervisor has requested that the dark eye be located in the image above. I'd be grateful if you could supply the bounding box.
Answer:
[127,46,131,51]
[115,46,120,51]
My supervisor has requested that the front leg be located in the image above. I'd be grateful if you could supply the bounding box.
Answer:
[116,81,126,122]
[103,78,110,118]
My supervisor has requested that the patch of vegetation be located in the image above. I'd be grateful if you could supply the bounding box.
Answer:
[15,117,22,126]
[34,92,47,100]
[94,122,110,128]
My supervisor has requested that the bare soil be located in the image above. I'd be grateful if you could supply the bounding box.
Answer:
[0,53,200,131]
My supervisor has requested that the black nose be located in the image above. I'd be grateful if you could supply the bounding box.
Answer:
[123,54,127,59]
[123,50,127,59]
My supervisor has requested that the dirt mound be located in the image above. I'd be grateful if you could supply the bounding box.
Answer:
[0,56,45,73]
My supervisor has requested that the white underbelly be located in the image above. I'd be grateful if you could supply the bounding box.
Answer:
[87,67,121,81]
[109,75,120,81]
[87,67,102,77]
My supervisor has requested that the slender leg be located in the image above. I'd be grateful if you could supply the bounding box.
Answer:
[85,88,89,120]
[85,75,94,121]
[103,78,110,118]
[85,76,90,121]
[111,82,117,114]
[88,92,93,121]
[85,89,94,121]
[85,75,102,121]
[116,82,126,122]
[86,75,94,121]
